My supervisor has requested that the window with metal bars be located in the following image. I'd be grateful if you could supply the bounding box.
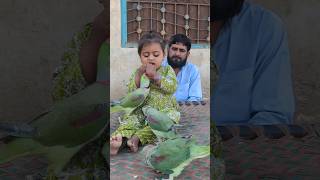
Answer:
[121,0,210,48]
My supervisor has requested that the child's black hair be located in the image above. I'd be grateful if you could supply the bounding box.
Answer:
[138,31,166,55]
[168,34,191,52]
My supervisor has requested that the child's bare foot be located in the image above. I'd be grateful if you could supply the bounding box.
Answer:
[110,135,122,155]
[127,135,140,153]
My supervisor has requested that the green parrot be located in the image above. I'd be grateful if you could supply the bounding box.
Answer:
[0,41,109,177]
[142,137,210,180]
[110,75,150,114]
[142,106,179,140]
[142,107,175,132]
[110,87,149,114]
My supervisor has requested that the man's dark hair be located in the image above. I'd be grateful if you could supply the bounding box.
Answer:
[138,31,166,55]
[212,0,245,21]
[168,34,191,52]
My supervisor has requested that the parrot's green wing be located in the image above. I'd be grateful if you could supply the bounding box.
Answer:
[147,138,191,174]
[32,82,107,147]
[119,88,149,108]
[143,137,210,180]
[110,87,149,114]
[142,107,175,132]
[168,143,210,180]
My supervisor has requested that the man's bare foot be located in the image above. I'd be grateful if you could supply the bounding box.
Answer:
[127,135,140,153]
[110,135,122,155]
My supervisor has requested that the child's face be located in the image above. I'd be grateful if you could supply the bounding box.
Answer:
[139,42,164,69]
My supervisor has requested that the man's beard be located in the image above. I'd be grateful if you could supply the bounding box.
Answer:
[167,56,187,69]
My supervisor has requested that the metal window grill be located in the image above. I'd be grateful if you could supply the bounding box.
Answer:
[124,0,210,48]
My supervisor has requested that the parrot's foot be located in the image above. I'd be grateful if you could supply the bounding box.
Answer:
[110,135,122,155]
[127,135,140,153]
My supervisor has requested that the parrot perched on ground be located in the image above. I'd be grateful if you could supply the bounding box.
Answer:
[110,75,150,114]
[142,137,210,180]
[0,41,109,178]
[142,106,180,140]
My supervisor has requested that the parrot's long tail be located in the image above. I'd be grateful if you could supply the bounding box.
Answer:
[0,122,38,138]
[168,143,210,180]
[0,138,43,164]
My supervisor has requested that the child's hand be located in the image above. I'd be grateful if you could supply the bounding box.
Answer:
[137,64,147,76]
[145,63,157,80]
[145,64,161,86]
[135,65,147,88]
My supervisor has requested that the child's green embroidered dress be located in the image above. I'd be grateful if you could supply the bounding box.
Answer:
[112,65,180,144]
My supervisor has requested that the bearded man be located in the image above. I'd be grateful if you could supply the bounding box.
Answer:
[162,34,203,101]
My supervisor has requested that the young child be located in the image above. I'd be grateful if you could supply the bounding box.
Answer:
[110,32,180,155]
